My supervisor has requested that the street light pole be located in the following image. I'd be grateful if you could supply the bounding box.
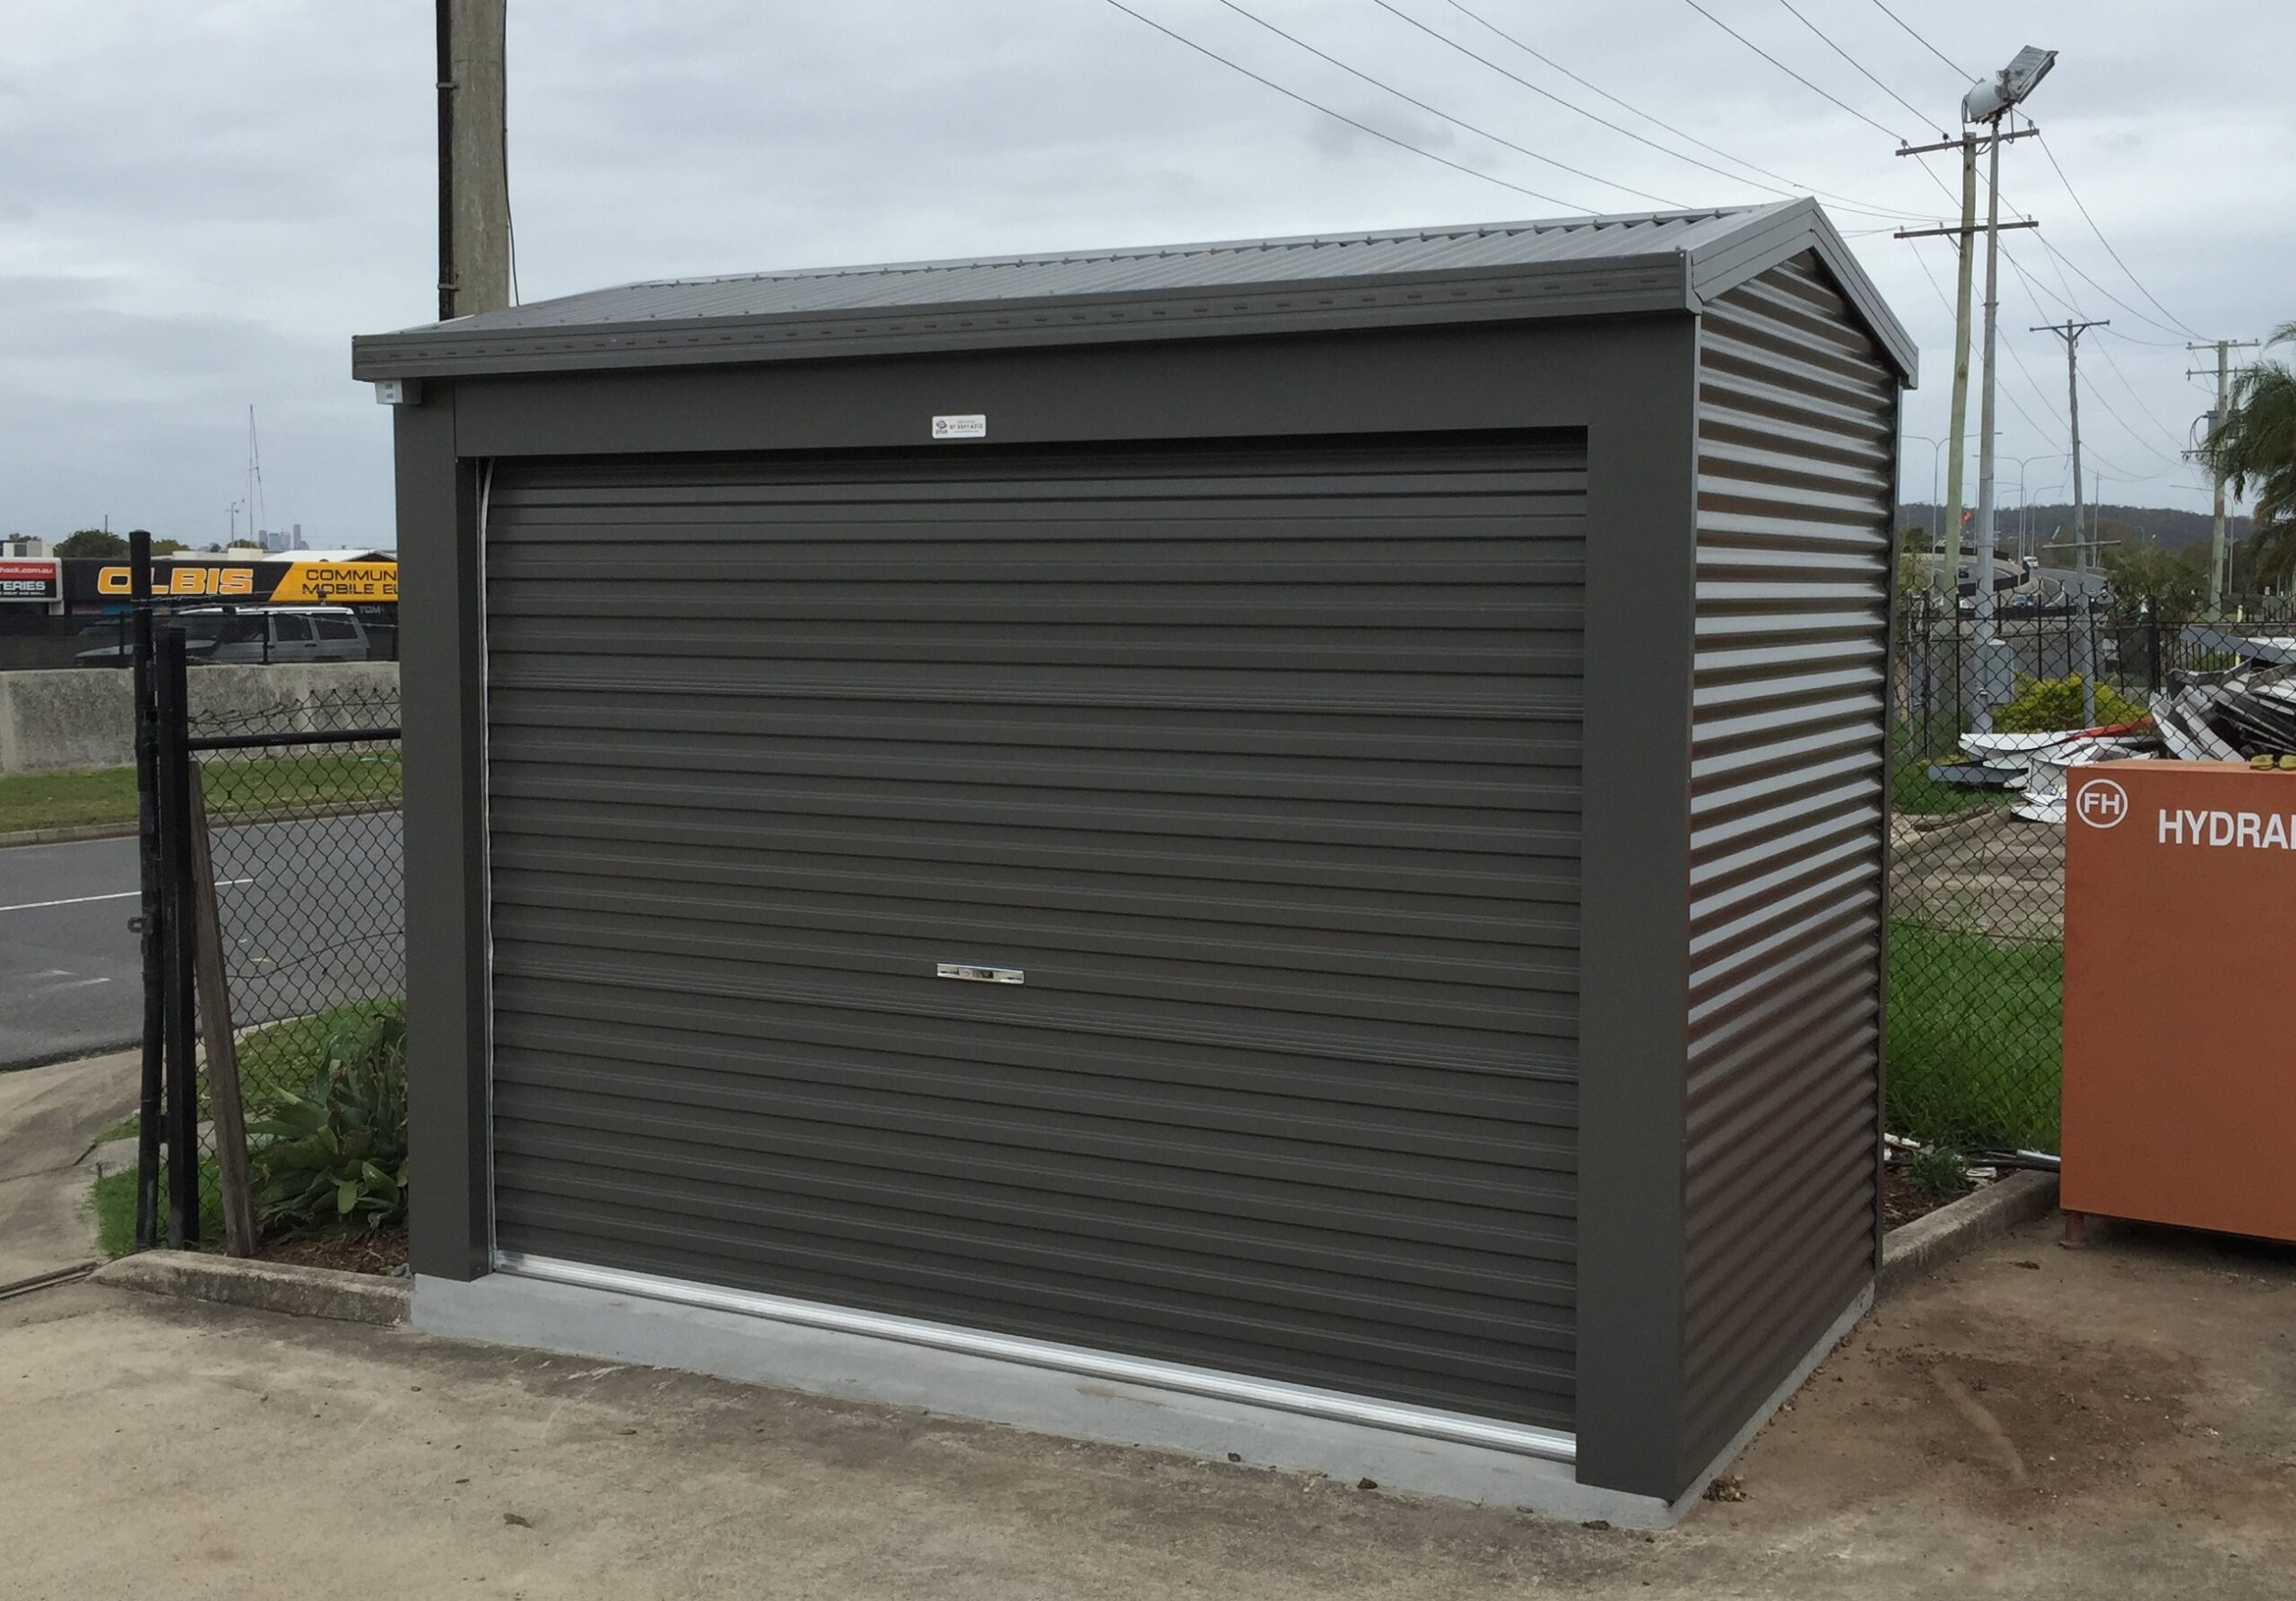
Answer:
[1970,126,2009,731]
[2005,454,2064,564]
[1903,432,1945,556]
[1956,46,2057,734]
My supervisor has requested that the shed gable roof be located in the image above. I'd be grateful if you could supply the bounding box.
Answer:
[353,198,1913,384]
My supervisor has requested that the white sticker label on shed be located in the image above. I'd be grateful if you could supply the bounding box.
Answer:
[931,413,987,441]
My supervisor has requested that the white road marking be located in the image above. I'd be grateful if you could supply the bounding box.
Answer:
[0,879,250,915]
[38,977,113,991]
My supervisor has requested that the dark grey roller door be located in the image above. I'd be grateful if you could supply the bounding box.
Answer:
[483,433,1587,1429]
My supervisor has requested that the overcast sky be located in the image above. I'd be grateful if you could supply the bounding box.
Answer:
[4,0,2289,550]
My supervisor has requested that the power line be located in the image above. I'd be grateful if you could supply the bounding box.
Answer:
[2005,266,2190,473]
[1909,239,2056,445]
[1999,233,2182,346]
[1862,0,1969,82]
[1674,0,1907,144]
[1913,249,2185,492]
[1367,0,1926,221]
[1431,0,1935,222]
[1209,0,1681,208]
[1099,0,1591,212]
[2077,369,2184,474]
[2036,131,2206,341]
[1909,240,2040,437]
[2090,325,2195,452]
[1998,243,2193,451]
[1771,0,1944,136]
[2033,232,2199,344]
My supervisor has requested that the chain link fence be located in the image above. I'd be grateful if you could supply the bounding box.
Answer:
[1887,592,2296,1154]
[147,670,404,1247]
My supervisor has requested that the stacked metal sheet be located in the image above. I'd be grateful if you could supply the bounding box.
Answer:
[1937,665,2296,823]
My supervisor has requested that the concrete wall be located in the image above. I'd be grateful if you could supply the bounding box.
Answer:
[0,664,400,775]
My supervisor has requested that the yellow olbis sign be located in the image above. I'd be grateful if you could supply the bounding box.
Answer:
[91,560,397,603]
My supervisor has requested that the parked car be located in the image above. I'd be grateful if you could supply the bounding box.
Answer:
[74,605,372,666]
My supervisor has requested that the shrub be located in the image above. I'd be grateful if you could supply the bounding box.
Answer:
[1899,1142,1970,1199]
[247,1003,408,1236]
[1990,674,2149,734]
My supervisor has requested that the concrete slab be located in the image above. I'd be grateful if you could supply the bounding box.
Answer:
[0,1048,137,1285]
[1,1218,2290,1598]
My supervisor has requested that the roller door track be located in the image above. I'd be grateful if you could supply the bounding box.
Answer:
[482,433,1587,1431]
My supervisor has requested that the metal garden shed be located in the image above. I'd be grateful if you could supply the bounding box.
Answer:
[355,198,1915,1525]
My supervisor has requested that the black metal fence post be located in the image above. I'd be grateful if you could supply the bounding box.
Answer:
[156,626,200,1248]
[130,531,166,1250]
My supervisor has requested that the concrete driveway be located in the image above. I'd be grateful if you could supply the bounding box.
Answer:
[0,1048,136,1285]
[4,1218,2290,1599]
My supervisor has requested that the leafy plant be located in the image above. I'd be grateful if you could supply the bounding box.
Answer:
[1899,1142,1971,1200]
[2101,543,2206,625]
[1989,674,2149,734]
[246,1004,408,1236]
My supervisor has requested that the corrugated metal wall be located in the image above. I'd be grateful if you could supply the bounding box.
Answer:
[1680,254,1892,1473]
[482,434,1588,1429]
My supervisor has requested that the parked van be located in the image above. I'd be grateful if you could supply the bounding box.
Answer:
[74,605,372,666]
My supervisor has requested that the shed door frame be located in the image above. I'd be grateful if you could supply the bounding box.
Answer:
[397,315,1704,1491]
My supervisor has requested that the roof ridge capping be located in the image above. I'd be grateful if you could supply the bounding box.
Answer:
[615,204,1760,292]
[352,198,1913,386]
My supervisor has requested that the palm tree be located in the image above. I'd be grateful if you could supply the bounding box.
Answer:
[2205,322,2296,590]
[2241,520,2296,594]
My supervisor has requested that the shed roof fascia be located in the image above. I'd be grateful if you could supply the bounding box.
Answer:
[1684,197,1918,385]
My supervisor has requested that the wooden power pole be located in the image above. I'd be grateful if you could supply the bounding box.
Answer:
[2189,337,2262,613]
[1894,129,2039,601]
[2032,320,2109,571]
[437,0,510,320]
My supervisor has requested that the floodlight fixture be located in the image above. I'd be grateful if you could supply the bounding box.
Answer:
[1964,46,2057,124]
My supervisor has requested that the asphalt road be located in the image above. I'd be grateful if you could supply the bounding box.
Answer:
[0,812,403,1070]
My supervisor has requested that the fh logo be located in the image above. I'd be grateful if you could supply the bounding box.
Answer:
[2074,778,2129,829]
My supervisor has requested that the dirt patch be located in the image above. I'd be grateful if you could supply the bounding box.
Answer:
[1884,1168,1973,1228]
[1744,1268,2228,1530]
[1855,1325,2198,1513]
[257,1224,407,1277]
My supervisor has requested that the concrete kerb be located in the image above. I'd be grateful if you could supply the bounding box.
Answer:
[93,1249,408,1327]
[0,820,151,849]
[1879,1169,2061,1297]
[0,797,401,851]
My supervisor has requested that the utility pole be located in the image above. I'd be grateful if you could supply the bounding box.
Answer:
[1942,135,1976,603]
[1896,138,2039,608]
[437,0,510,320]
[2033,319,2107,577]
[2188,338,2262,613]
[1900,47,2056,732]
[1969,128,2009,729]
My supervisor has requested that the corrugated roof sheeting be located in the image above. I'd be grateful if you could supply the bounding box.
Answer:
[354,198,1915,385]
[413,209,1770,333]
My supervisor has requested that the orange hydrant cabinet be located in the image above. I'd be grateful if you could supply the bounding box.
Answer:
[2062,759,2296,1243]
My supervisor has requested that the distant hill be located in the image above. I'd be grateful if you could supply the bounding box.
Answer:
[1897,502,2248,553]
